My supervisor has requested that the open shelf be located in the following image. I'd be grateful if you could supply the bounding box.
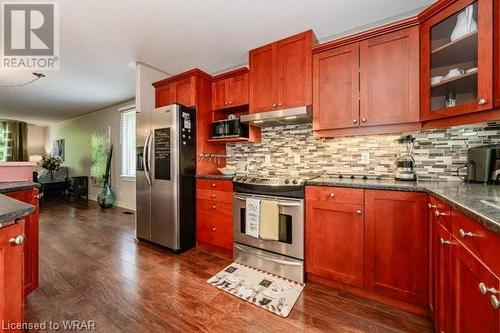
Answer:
[431,71,477,96]
[431,31,478,69]
[206,137,250,144]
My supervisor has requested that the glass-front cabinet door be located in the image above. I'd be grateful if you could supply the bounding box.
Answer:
[421,0,493,120]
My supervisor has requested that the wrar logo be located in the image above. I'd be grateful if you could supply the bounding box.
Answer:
[1,2,59,70]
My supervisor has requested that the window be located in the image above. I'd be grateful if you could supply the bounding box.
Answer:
[120,107,136,178]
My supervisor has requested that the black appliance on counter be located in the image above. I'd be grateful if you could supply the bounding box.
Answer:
[466,144,500,184]
[211,117,248,139]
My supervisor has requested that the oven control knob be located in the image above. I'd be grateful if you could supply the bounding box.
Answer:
[284,179,290,184]
[292,180,298,185]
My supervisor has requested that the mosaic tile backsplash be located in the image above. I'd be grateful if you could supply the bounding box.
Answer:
[226,122,500,181]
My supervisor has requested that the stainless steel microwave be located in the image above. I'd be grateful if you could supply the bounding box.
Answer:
[211,118,248,139]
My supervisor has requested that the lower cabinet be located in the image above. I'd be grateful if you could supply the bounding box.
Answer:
[0,220,25,326]
[6,188,39,296]
[305,200,364,287]
[452,240,500,333]
[364,190,429,306]
[305,186,429,311]
[196,180,233,251]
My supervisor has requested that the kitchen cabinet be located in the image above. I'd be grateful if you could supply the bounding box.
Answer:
[312,44,360,131]
[365,190,429,306]
[0,220,25,326]
[196,179,233,251]
[249,31,314,113]
[494,0,500,108]
[305,198,365,288]
[313,24,420,137]
[435,223,454,333]
[420,0,494,122]
[452,239,500,333]
[6,188,39,295]
[212,68,249,110]
[155,74,196,108]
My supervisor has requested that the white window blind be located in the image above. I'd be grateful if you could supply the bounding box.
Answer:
[120,108,136,178]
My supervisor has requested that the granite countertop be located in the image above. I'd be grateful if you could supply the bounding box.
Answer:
[0,181,40,194]
[306,177,500,234]
[196,174,235,180]
[0,194,35,228]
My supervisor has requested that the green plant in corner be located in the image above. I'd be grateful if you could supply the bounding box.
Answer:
[97,145,116,209]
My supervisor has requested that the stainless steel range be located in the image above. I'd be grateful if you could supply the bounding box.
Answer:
[232,175,312,283]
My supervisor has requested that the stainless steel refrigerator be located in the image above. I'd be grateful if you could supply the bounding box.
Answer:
[136,104,196,251]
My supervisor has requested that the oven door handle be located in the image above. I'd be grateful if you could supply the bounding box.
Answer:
[233,195,302,207]
[234,244,303,266]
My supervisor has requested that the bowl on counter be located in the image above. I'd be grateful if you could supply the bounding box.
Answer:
[218,166,237,175]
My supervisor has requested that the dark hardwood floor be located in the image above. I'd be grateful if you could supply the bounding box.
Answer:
[25,197,433,332]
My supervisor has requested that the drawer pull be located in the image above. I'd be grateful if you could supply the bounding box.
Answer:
[435,210,449,217]
[212,227,217,232]
[35,193,44,199]
[459,229,475,238]
[212,194,216,198]
[478,98,488,106]
[491,295,500,309]
[428,203,436,209]
[440,238,453,246]
[355,209,362,215]
[212,205,216,209]
[9,234,25,245]
[329,193,335,198]
[211,183,216,187]
[479,282,499,295]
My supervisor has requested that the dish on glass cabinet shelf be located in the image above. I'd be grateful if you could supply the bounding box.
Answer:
[218,166,237,175]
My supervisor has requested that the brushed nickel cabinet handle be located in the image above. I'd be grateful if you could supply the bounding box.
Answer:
[478,98,488,105]
[9,234,25,245]
[353,119,358,124]
[212,205,216,209]
[278,102,282,107]
[212,227,217,232]
[211,183,216,187]
[479,282,499,295]
[435,210,449,217]
[35,193,44,199]
[491,295,500,309]
[355,209,362,215]
[361,118,367,123]
[212,194,216,198]
[440,238,453,245]
[428,203,436,209]
[329,193,335,198]
[459,229,474,238]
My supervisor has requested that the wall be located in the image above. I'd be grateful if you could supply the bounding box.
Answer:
[45,100,136,210]
[227,121,500,181]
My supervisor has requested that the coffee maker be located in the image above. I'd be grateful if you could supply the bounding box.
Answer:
[394,135,417,181]
[466,144,500,184]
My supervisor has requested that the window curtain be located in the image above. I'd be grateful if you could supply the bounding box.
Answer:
[0,120,28,161]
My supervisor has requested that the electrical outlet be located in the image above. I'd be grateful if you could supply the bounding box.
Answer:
[294,154,300,164]
[361,152,370,164]
[264,155,271,165]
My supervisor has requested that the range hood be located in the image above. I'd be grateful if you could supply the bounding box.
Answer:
[240,106,311,127]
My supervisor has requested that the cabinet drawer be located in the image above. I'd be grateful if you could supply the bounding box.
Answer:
[197,199,232,250]
[306,186,364,205]
[196,179,233,192]
[196,189,232,203]
[452,210,500,273]
[430,196,452,231]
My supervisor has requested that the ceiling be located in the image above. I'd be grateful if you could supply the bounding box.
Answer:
[0,0,434,126]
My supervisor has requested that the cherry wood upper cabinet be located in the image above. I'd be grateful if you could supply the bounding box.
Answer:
[156,83,176,107]
[313,44,360,132]
[364,190,429,306]
[174,77,195,107]
[6,188,39,296]
[420,0,494,122]
[360,26,420,126]
[249,31,315,113]
[495,0,500,108]
[0,221,25,327]
[452,240,500,333]
[211,68,249,110]
[305,191,365,288]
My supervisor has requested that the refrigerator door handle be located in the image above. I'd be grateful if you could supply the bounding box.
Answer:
[143,130,152,187]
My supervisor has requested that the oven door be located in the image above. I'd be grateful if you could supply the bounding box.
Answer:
[233,193,304,260]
